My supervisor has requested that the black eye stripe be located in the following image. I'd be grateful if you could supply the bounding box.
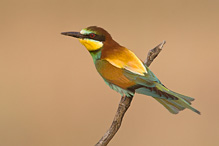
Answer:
[84,34,105,42]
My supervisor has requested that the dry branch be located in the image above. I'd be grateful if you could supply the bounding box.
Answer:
[144,40,166,67]
[95,41,166,146]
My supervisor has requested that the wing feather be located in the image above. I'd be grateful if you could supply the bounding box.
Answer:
[102,47,147,75]
[99,46,159,87]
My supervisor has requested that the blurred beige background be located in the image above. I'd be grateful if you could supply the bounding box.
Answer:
[1,0,219,146]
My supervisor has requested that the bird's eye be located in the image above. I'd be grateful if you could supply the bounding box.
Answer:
[89,33,96,38]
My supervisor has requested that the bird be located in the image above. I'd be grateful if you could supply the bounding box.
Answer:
[61,26,200,115]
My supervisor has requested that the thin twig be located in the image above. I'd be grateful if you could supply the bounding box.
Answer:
[95,41,166,146]
[144,40,166,67]
[95,96,133,146]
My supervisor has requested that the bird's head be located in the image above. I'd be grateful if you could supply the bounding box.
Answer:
[61,26,112,51]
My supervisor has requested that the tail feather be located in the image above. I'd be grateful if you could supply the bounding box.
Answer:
[170,91,194,104]
[135,82,200,114]
[153,93,200,115]
[139,66,200,114]
[166,100,185,110]
[173,97,200,114]
[154,97,200,114]
[154,83,200,114]
[154,98,180,114]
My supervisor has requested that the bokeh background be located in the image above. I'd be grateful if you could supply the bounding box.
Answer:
[1,0,219,146]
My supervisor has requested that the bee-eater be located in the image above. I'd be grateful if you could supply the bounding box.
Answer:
[61,26,200,115]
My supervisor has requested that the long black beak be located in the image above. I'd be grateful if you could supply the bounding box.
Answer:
[61,32,84,39]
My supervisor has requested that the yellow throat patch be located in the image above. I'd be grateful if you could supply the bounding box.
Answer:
[79,38,103,51]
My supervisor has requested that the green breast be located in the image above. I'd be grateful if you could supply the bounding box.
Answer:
[89,49,102,63]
